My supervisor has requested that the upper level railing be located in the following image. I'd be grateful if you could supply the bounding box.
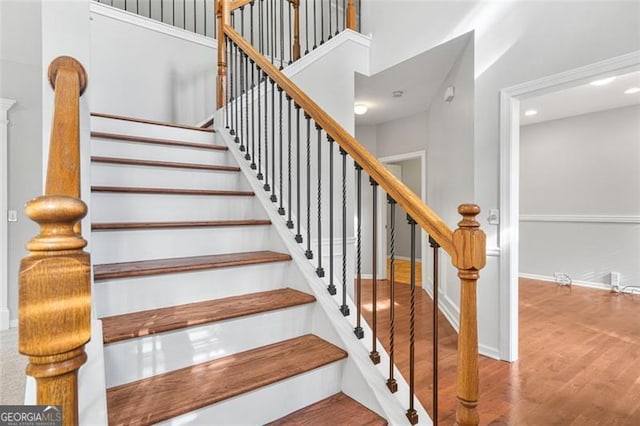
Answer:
[217,1,485,423]
[18,56,90,426]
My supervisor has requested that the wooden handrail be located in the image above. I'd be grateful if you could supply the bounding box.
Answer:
[229,0,253,12]
[224,24,456,255]
[19,56,90,426]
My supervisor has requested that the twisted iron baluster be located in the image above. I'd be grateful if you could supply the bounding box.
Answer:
[339,148,349,316]
[353,163,364,339]
[277,87,285,214]
[327,135,336,295]
[315,123,324,277]
[225,37,230,129]
[270,78,277,202]
[406,214,418,425]
[239,51,246,152]
[304,113,313,259]
[387,195,398,393]
[263,74,270,191]
[286,95,294,228]
[295,103,303,243]
[257,69,263,178]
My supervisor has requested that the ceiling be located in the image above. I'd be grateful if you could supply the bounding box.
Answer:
[355,33,472,126]
[520,68,640,126]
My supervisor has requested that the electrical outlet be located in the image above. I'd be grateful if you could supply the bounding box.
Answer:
[554,272,572,286]
[8,210,17,222]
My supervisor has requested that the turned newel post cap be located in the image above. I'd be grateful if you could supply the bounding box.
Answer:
[452,204,486,271]
[24,195,88,252]
[48,56,88,95]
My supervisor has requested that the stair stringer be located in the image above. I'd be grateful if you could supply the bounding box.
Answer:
[217,128,433,425]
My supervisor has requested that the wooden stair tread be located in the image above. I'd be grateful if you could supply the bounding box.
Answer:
[91,186,254,196]
[91,112,215,132]
[94,250,291,281]
[106,334,347,426]
[92,219,271,230]
[91,131,225,150]
[102,288,315,344]
[266,392,388,426]
[91,156,240,172]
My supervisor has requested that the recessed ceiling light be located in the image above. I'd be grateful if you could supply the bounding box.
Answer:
[590,77,616,86]
[392,90,404,98]
[524,109,538,116]
[624,87,640,94]
[354,104,368,115]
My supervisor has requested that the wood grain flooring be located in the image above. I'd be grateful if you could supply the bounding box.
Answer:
[266,392,388,426]
[361,277,640,425]
[106,334,347,425]
[101,288,316,344]
[93,250,291,281]
[387,258,422,287]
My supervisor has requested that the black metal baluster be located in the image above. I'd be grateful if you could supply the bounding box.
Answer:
[243,53,249,155]
[225,37,230,129]
[320,0,325,44]
[257,69,264,180]
[430,236,441,425]
[250,0,255,48]
[342,0,346,31]
[328,0,333,39]
[304,0,310,55]
[312,0,317,50]
[149,0,151,19]
[286,95,294,227]
[172,0,174,26]
[192,0,196,33]
[204,0,207,36]
[327,135,336,295]
[249,59,255,164]
[183,0,186,29]
[161,0,163,23]
[295,103,303,243]
[259,0,264,55]
[279,0,285,69]
[406,214,418,425]
[315,123,324,277]
[353,163,364,339]
[271,0,276,65]
[278,87,285,214]
[239,52,245,150]
[339,148,349,316]
[263,74,270,190]
[387,195,398,392]
[358,0,361,32]
[370,177,380,364]
[270,78,277,202]
[231,41,237,137]
[304,114,313,259]
[136,0,139,14]
[240,6,245,38]
[288,1,293,64]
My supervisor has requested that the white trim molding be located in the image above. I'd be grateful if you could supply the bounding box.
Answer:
[520,214,640,224]
[90,1,216,48]
[499,50,640,362]
[1,98,17,330]
[519,273,612,292]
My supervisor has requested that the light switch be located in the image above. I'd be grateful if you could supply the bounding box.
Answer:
[8,210,17,222]
[487,209,499,225]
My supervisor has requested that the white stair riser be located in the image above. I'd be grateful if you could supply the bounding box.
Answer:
[91,116,216,144]
[95,262,293,317]
[91,192,264,222]
[92,226,279,264]
[103,304,315,388]
[92,138,230,165]
[91,163,249,191]
[157,361,344,426]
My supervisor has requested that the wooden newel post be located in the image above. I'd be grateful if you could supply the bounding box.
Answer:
[217,0,230,109]
[346,0,356,31]
[292,0,300,61]
[451,204,486,426]
[19,56,90,426]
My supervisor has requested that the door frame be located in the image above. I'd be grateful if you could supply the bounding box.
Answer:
[498,50,639,362]
[378,150,428,290]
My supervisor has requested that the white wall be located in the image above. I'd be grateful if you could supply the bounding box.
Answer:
[90,5,216,124]
[0,0,43,327]
[520,105,640,287]
[363,0,640,358]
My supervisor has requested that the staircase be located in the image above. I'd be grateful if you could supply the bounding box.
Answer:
[89,113,388,424]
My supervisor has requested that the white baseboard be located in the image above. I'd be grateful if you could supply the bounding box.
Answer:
[519,273,612,291]
[0,308,9,330]
[479,344,501,360]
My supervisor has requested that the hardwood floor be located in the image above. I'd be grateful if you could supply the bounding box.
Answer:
[362,277,640,425]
